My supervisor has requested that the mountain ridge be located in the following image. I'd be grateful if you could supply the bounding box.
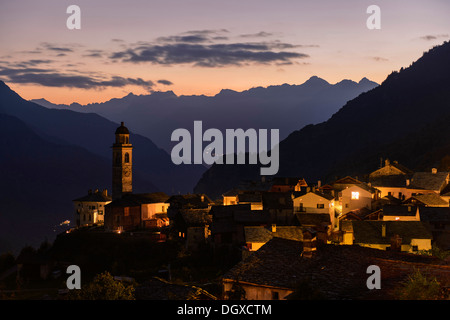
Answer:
[30,76,379,153]
[194,41,450,199]
[0,81,206,196]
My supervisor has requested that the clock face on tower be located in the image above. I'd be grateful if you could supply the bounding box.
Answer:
[123,166,131,177]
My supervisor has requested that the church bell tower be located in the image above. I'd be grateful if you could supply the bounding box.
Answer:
[112,122,133,200]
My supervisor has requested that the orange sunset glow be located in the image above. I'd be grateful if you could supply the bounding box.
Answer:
[1,0,449,104]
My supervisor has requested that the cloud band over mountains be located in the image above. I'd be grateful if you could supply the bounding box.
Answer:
[0,64,156,91]
[110,30,312,67]
[0,30,314,90]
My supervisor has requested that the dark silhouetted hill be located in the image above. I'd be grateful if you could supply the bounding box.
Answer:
[0,113,119,253]
[0,81,206,196]
[194,41,450,199]
[32,76,378,153]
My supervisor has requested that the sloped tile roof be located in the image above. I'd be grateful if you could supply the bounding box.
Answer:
[222,237,449,299]
[409,193,449,206]
[408,172,449,191]
[244,226,303,243]
[349,220,432,245]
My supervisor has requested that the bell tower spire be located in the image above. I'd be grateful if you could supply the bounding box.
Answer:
[112,122,133,200]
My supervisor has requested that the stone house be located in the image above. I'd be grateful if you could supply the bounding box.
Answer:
[340,220,432,252]
[104,192,169,232]
[73,189,111,227]
[222,236,449,300]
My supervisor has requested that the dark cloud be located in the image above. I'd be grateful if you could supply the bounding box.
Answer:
[156,29,230,44]
[110,30,312,67]
[371,56,388,62]
[419,34,449,41]
[83,49,104,58]
[42,45,73,53]
[212,36,229,41]
[110,41,309,67]
[183,29,229,35]
[0,65,155,92]
[157,34,210,43]
[239,31,273,38]
[11,60,54,68]
[38,42,83,54]
[157,79,173,85]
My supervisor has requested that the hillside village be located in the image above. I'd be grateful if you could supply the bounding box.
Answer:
[6,122,450,300]
[63,122,450,299]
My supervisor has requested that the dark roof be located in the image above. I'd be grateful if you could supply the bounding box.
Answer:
[222,237,447,299]
[234,209,270,223]
[296,213,331,227]
[382,205,418,217]
[369,175,408,188]
[210,204,270,233]
[261,192,293,209]
[408,171,449,191]
[372,195,403,209]
[332,177,378,193]
[222,238,304,290]
[73,190,111,202]
[107,192,169,207]
[222,188,240,197]
[238,192,262,203]
[244,226,303,243]
[210,204,252,218]
[419,207,450,222]
[244,226,273,243]
[310,191,335,201]
[339,207,375,220]
[333,176,363,185]
[318,184,334,191]
[406,193,449,206]
[387,161,414,175]
[344,220,432,245]
[180,209,212,226]
[166,194,212,208]
[440,183,450,196]
[369,160,414,178]
[115,122,129,134]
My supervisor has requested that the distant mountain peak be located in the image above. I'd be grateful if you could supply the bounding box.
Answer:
[150,90,177,99]
[336,79,357,86]
[305,76,329,84]
[217,88,238,97]
[302,76,331,87]
[358,77,378,86]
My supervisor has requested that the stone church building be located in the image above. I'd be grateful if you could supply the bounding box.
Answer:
[104,122,170,232]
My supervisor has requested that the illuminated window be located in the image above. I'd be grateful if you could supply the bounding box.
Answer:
[351,192,360,200]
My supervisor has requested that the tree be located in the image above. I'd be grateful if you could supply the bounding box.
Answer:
[68,271,135,300]
[395,269,443,300]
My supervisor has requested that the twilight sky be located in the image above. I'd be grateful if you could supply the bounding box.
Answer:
[0,0,449,104]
